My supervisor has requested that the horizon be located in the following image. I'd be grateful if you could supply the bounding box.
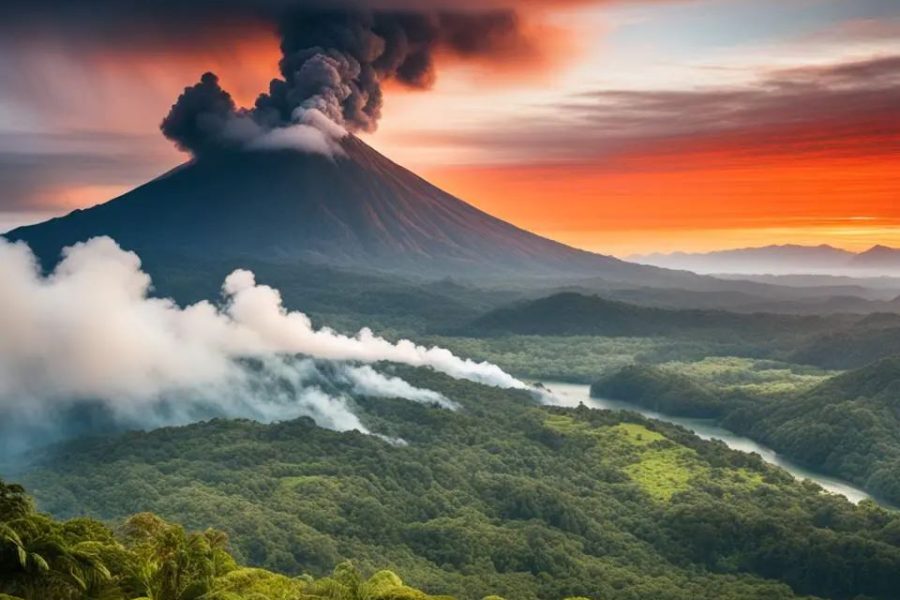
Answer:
[4,184,900,263]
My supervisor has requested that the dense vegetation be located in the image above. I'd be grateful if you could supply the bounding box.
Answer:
[12,371,900,600]
[592,358,900,505]
[464,292,900,370]
[592,365,725,417]
[788,320,900,369]
[728,357,900,505]
[467,292,839,343]
[0,478,469,599]
[425,335,714,384]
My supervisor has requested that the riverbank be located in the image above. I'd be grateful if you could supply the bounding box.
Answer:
[543,381,880,506]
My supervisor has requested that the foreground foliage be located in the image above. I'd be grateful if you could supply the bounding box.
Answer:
[0,479,463,600]
[13,371,900,600]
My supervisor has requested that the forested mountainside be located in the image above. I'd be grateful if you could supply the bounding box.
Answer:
[593,357,900,505]
[13,370,900,600]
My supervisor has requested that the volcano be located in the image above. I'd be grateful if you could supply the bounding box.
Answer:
[5,136,692,285]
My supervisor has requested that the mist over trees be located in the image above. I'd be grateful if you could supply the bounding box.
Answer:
[13,371,900,600]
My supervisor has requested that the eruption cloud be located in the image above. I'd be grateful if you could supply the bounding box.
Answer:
[160,8,536,155]
[0,236,526,452]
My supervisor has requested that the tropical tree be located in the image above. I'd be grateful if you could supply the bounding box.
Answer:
[301,562,453,600]
[0,509,114,599]
[119,512,245,600]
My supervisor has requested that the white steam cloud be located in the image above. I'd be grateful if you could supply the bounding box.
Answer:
[218,108,348,157]
[0,236,526,448]
[245,109,348,157]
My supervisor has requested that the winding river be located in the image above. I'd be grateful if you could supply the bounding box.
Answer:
[543,382,875,505]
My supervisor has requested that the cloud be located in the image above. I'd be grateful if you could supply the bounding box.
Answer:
[0,0,647,209]
[0,236,528,452]
[0,0,602,160]
[247,123,347,156]
[409,54,900,167]
[339,365,457,409]
[158,6,569,155]
[0,131,176,212]
[0,1,610,43]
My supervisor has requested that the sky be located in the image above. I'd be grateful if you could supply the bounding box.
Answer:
[0,0,898,257]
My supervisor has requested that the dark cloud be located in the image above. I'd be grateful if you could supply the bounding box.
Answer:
[160,7,551,154]
[408,54,900,166]
[0,0,611,157]
[160,73,243,154]
[0,0,599,50]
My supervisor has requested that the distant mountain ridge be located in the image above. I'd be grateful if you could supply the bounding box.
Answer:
[631,244,900,276]
[466,291,840,340]
[850,245,900,270]
[8,134,898,318]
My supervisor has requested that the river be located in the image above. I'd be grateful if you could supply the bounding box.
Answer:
[543,382,874,505]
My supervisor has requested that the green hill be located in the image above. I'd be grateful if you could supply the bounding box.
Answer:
[727,357,900,504]
[591,365,726,417]
[591,357,900,505]
[467,292,834,343]
[789,325,900,369]
[11,370,900,600]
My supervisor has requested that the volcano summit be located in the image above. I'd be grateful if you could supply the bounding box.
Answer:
[6,136,691,286]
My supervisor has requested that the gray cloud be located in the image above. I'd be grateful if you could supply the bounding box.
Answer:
[160,7,551,154]
[0,132,174,212]
[398,54,900,166]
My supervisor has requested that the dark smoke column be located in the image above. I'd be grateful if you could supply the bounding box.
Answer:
[161,8,535,156]
[160,73,242,155]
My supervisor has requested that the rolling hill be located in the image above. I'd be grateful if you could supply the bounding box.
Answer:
[725,357,900,504]
[592,356,900,505]
[466,291,843,342]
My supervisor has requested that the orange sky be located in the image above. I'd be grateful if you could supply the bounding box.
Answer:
[421,157,900,255]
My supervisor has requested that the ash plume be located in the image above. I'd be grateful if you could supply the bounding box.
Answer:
[0,236,526,453]
[161,8,535,155]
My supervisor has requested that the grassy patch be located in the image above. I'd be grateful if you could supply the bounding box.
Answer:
[606,423,704,501]
[546,416,706,501]
[656,357,836,399]
[610,423,667,446]
[623,448,700,502]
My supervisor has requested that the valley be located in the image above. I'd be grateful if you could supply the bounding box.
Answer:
[545,381,874,504]
[5,232,900,599]
[11,371,900,600]
[6,226,900,599]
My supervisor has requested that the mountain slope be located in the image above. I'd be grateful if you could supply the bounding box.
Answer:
[4,137,686,285]
[850,245,900,271]
[724,357,900,504]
